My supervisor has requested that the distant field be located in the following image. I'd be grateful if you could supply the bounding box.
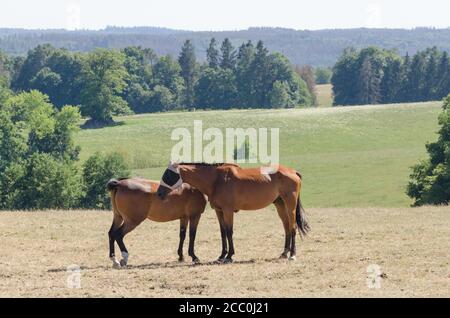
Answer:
[316,84,333,107]
[75,101,442,208]
[1,206,449,297]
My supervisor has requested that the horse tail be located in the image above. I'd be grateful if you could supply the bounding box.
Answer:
[295,172,310,237]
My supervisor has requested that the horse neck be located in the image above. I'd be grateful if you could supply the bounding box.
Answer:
[179,165,215,197]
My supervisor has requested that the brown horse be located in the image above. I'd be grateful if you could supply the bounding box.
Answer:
[107,177,207,268]
[157,162,309,263]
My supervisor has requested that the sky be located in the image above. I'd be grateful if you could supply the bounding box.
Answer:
[1,0,449,31]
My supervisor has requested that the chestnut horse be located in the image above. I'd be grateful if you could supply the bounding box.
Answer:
[107,178,207,268]
[157,162,309,263]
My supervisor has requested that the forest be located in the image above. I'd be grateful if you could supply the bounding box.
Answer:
[0,39,314,125]
[332,47,450,106]
[1,27,450,67]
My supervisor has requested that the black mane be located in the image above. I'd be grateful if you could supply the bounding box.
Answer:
[179,162,237,167]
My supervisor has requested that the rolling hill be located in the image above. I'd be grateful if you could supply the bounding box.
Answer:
[75,101,443,208]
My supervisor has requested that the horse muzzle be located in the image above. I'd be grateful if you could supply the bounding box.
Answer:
[157,185,171,200]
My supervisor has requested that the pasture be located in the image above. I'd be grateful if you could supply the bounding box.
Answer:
[76,101,442,207]
[2,101,449,298]
[0,206,449,297]
[315,84,333,107]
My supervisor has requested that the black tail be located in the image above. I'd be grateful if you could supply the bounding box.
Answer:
[106,179,121,192]
[295,172,310,237]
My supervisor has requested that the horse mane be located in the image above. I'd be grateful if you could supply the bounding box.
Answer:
[179,162,239,167]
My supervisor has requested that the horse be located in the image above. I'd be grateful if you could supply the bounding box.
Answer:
[106,177,207,268]
[157,162,310,263]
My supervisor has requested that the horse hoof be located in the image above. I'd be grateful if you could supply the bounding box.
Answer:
[120,259,128,267]
[112,261,121,269]
[192,258,200,264]
[223,258,233,264]
[178,257,185,262]
[288,256,297,262]
[279,254,288,259]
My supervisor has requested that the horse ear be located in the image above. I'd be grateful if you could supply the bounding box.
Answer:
[169,159,180,168]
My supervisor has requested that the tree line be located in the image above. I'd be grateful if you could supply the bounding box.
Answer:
[2,27,450,67]
[332,47,450,106]
[0,39,314,125]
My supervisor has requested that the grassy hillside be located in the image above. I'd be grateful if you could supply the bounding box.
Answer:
[75,101,442,208]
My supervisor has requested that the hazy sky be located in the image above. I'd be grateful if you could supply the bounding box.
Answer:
[1,0,449,31]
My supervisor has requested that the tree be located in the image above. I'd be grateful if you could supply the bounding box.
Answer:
[407,94,450,206]
[151,85,176,112]
[235,41,255,107]
[82,152,130,209]
[220,38,236,70]
[0,91,84,209]
[357,56,381,105]
[315,67,332,84]
[195,67,237,109]
[153,55,184,107]
[423,47,440,101]
[268,81,290,108]
[380,56,403,103]
[12,44,55,91]
[80,49,131,124]
[296,65,317,105]
[0,112,27,208]
[436,51,450,99]
[13,153,83,210]
[206,38,219,69]
[332,48,359,106]
[27,105,81,160]
[249,41,270,107]
[178,40,197,108]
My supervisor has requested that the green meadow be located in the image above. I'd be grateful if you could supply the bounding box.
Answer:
[75,101,442,208]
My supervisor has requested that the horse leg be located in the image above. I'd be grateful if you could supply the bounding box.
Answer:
[112,221,139,267]
[108,211,123,268]
[281,193,298,261]
[178,217,188,262]
[274,199,291,259]
[215,209,228,262]
[223,209,235,263]
[188,214,201,263]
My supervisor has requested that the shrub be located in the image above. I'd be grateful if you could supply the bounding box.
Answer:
[82,152,130,209]
[407,94,450,206]
[13,153,83,210]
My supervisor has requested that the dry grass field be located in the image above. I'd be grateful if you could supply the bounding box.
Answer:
[1,206,449,298]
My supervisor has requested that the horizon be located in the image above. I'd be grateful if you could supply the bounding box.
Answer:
[1,25,450,33]
[1,0,449,31]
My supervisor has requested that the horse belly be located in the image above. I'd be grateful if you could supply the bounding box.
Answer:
[234,185,279,211]
[147,200,185,222]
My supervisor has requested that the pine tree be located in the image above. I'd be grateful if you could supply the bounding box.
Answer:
[178,40,197,108]
[250,41,270,107]
[437,52,450,99]
[423,47,439,100]
[408,53,427,101]
[206,38,219,69]
[220,38,236,70]
[235,41,255,107]
[381,57,402,103]
[357,56,381,105]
